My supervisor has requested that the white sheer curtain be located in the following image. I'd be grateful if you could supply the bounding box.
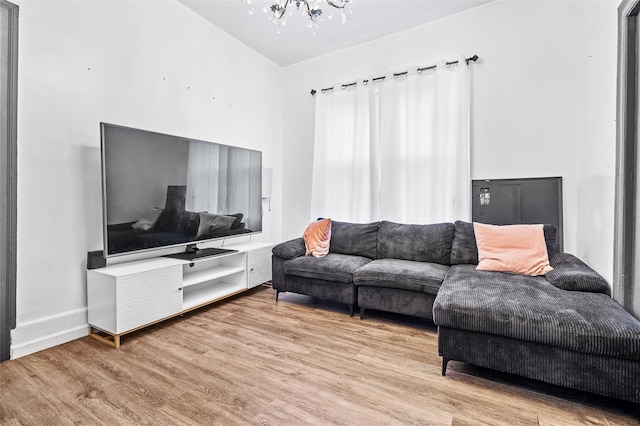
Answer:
[311,57,470,224]
[186,141,222,213]
[186,142,262,230]
[376,59,470,224]
[310,83,378,223]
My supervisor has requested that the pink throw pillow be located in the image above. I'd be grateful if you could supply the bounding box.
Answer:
[473,222,553,276]
[304,219,332,258]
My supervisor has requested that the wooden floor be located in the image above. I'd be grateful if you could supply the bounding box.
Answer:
[1,285,638,425]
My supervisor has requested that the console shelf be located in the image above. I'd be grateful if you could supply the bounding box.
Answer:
[87,242,272,348]
[183,281,246,311]
[182,265,245,288]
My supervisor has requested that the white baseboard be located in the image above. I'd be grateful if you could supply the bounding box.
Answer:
[10,308,90,359]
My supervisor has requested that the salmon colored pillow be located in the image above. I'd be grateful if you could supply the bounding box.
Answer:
[303,218,332,258]
[473,222,553,276]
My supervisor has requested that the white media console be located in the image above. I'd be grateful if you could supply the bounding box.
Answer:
[87,242,272,348]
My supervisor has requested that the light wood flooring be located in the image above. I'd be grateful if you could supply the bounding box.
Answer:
[1,285,638,425]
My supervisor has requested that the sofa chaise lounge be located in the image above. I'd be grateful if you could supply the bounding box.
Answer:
[271,220,640,403]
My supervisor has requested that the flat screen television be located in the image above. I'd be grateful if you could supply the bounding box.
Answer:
[100,123,262,259]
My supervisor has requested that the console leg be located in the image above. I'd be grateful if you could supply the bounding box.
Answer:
[360,308,366,320]
[442,358,449,376]
[89,327,121,349]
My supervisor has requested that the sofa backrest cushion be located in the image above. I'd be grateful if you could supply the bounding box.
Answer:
[450,221,559,265]
[450,220,478,265]
[377,221,454,264]
[329,221,380,259]
[543,225,558,254]
[179,211,201,235]
[196,212,236,237]
[227,213,244,230]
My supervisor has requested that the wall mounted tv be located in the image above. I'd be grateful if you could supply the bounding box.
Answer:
[101,123,262,258]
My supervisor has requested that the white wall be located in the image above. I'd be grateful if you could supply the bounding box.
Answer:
[281,0,618,282]
[575,2,618,286]
[12,0,283,358]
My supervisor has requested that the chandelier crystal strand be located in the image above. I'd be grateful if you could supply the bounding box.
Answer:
[242,0,353,32]
[244,0,254,15]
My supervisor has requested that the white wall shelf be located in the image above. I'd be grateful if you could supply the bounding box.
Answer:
[87,242,272,348]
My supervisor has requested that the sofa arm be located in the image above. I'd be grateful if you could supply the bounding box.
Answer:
[546,252,611,296]
[272,238,306,260]
[271,255,287,292]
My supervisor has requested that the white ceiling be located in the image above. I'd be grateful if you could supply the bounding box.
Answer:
[178,0,494,67]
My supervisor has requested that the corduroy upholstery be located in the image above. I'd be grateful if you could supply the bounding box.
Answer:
[433,262,640,403]
[285,253,372,284]
[272,220,454,320]
[546,252,611,295]
[272,220,640,403]
[358,286,436,320]
[272,237,306,260]
[283,275,357,316]
[449,220,478,265]
[433,265,640,361]
[329,221,379,259]
[353,259,448,295]
[377,221,454,264]
[438,327,640,404]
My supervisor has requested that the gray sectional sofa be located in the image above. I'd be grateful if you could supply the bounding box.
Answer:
[271,220,640,403]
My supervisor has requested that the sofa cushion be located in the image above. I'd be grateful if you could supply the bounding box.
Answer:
[329,221,379,259]
[543,225,558,254]
[377,221,454,265]
[178,211,200,235]
[353,259,448,296]
[450,221,478,265]
[131,207,163,231]
[450,221,559,265]
[227,213,244,230]
[284,253,372,284]
[546,252,610,295]
[196,212,235,237]
[433,265,640,361]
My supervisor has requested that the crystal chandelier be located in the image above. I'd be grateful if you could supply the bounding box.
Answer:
[242,0,354,33]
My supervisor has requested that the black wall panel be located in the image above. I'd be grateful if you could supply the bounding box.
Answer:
[472,177,563,252]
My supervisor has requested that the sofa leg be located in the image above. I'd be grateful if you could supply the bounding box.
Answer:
[275,290,280,302]
[441,358,449,376]
[349,305,354,317]
[360,308,366,320]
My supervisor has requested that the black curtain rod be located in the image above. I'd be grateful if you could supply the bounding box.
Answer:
[310,54,479,96]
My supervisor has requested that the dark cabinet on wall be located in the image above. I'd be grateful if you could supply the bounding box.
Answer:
[471,177,563,252]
